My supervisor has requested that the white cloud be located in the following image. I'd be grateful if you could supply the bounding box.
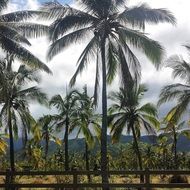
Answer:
[6,0,190,118]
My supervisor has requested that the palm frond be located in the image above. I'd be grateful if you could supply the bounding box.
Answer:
[118,3,176,29]
[166,55,190,82]
[49,14,96,42]
[6,23,49,38]
[48,27,92,60]
[70,36,98,86]
[0,0,8,13]
[118,27,164,66]
[139,114,159,132]
[115,32,141,84]
[0,11,45,22]
[106,38,118,84]
[138,103,158,117]
[110,115,127,143]
[40,2,94,20]
[0,24,31,45]
[78,0,110,17]
[49,94,64,112]
[16,86,48,106]
[0,35,52,73]
[158,83,190,105]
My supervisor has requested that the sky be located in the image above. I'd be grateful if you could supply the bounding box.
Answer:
[6,0,190,121]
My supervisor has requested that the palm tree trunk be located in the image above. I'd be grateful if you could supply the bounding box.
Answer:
[64,116,69,171]
[22,127,28,149]
[172,127,178,169]
[45,135,49,159]
[85,142,91,182]
[100,37,109,186]
[130,120,143,183]
[7,102,15,171]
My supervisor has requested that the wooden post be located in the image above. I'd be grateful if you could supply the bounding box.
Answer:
[5,169,11,190]
[73,173,78,190]
[145,168,150,190]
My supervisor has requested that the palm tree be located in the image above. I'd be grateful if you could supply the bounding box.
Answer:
[159,45,190,127]
[70,86,101,181]
[42,0,175,182]
[38,114,62,160]
[49,90,78,171]
[0,0,51,73]
[0,57,48,171]
[160,110,190,169]
[108,84,159,181]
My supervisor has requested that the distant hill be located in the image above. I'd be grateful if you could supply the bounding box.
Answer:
[12,134,190,154]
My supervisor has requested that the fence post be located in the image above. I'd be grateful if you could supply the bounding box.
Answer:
[5,169,11,190]
[145,168,150,190]
[73,173,78,190]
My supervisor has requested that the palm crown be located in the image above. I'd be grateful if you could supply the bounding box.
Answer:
[42,0,175,94]
[109,84,159,142]
[158,45,190,122]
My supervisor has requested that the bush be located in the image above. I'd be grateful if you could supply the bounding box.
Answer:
[169,175,188,183]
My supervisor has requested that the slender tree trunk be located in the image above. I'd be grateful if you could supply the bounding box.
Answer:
[64,117,69,171]
[172,127,178,169]
[22,127,28,149]
[100,37,109,186]
[7,102,15,171]
[45,134,49,159]
[130,120,143,183]
[85,142,91,182]
[44,135,49,171]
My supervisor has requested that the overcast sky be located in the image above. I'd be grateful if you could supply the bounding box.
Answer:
[7,0,190,120]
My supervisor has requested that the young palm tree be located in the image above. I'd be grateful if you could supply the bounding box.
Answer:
[108,84,159,179]
[159,45,190,125]
[0,57,48,171]
[49,90,78,171]
[0,134,8,156]
[70,86,101,181]
[42,0,175,182]
[160,108,190,169]
[38,114,62,159]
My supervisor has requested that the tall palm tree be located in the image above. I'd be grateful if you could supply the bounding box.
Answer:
[70,86,101,181]
[108,84,159,179]
[159,45,190,126]
[49,90,78,171]
[0,57,48,171]
[0,0,51,73]
[42,0,175,182]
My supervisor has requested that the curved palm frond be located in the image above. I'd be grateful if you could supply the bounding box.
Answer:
[158,83,190,105]
[138,103,158,117]
[48,27,92,60]
[0,10,45,22]
[0,24,31,45]
[0,35,51,73]
[118,27,164,66]
[70,36,98,86]
[0,0,8,13]
[49,14,97,41]
[118,3,176,29]
[6,23,49,38]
